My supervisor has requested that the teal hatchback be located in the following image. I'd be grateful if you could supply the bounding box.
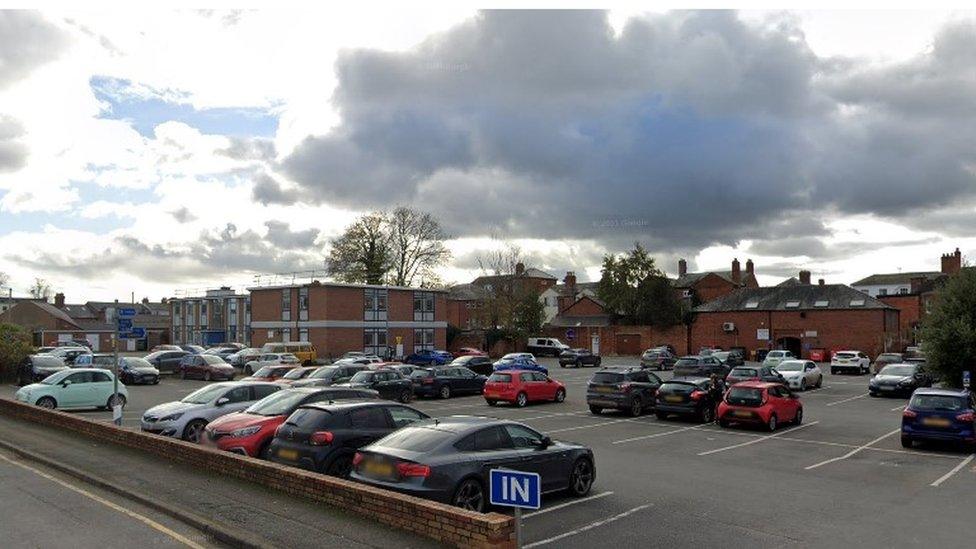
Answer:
[14,368,128,411]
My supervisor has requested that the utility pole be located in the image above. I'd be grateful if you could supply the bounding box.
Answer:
[112,332,121,426]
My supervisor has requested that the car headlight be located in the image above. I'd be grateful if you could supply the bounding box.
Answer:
[230,426,262,437]
[898,379,913,386]
[159,413,184,422]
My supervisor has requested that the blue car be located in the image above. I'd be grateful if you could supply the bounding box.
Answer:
[901,388,976,449]
[493,357,548,375]
[404,349,453,366]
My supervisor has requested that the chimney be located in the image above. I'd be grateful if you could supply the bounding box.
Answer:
[54,292,65,308]
[941,248,962,276]
[678,259,687,276]
[141,297,149,304]
[799,270,811,285]
[731,258,741,284]
[515,262,525,276]
[818,278,825,286]
[564,271,577,295]
[910,276,927,293]
[746,259,754,277]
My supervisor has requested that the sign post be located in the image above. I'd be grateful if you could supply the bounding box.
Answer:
[113,307,137,426]
[489,469,541,548]
[964,371,971,389]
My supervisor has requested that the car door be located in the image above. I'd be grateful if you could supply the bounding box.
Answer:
[373,372,396,399]
[533,372,556,400]
[89,371,115,406]
[502,424,566,492]
[457,367,483,394]
[347,406,395,447]
[211,385,255,419]
[59,371,94,407]
[458,426,525,481]
[803,362,817,385]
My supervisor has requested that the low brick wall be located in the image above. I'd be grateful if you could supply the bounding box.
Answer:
[0,398,514,548]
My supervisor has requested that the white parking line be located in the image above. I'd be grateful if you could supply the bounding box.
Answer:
[826,394,868,407]
[930,454,975,487]
[697,422,820,456]
[524,491,614,518]
[612,424,701,445]
[804,428,901,470]
[546,418,635,433]
[524,504,652,548]
[890,404,907,412]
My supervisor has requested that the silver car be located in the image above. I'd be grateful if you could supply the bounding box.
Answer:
[243,353,301,374]
[141,381,281,442]
[762,350,795,368]
[776,360,823,391]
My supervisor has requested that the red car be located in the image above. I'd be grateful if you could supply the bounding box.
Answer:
[717,381,802,432]
[241,365,298,382]
[203,386,378,456]
[455,347,487,357]
[483,370,566,407]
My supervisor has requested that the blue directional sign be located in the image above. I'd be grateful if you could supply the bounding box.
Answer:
[489,469,541,510]
[119,327,146,339]
[565,328,575,342]
[117,307,137,318]
[964,371,971,389]
[117,318,133,333]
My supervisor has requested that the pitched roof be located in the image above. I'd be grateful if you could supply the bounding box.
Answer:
[693,283,894,313]
[547,281,600,297]
[447,283,488,301]
[673,270,748,288]
[32,301,81,328]
[472,268,557,286]
[548,314,612,328]
[61,304,96,319]
[851,271,944,287]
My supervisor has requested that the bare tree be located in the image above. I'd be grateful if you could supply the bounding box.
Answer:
[387,206,452,287]
[28,278,52,301]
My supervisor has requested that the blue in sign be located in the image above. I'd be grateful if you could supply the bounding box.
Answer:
[489,469,541,510]
[117,307,137,318]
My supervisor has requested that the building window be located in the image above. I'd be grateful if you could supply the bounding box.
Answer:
[229,299,237,315]
[414,328,434,352]
[282,328,291,343]
[282,289,291,321]
[364,328,388,357]
[414,291,435,322]
[878,288,888,296]
[299,287,309,310]
[814,300,829,307]
[785,301,800,308]
[744,301,759,309]
[299,328,309,342]
[899,288,908,295]
[850,299,865,307]
[365,288,388,321]
[229,324,237,341]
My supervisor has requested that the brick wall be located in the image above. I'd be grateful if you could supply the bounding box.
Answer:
[878,294,921,347]
[0,399,514,548]
[561,297,605,317]
[691,274,739,304]
[544,324,690,356]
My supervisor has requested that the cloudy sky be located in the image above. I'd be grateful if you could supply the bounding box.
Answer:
[1,8,975,301]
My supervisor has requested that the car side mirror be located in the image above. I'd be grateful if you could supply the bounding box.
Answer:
[216,397,229,406]
[536,436,552,449]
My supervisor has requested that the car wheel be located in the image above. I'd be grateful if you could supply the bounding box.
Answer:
[815,375,823,389]
[589,405,602,415]
[452,478,485,512]
[554,389,566,403]
[629,397,643,417]
[398,389,412,404]
[568,458,594,497]
[793,407,803,425]
[439,385,452,399]
[575,360,582,368]
[486,400,497,407]
[179,369,186,380]
[107,394,126,409]
[830,368,837,375]
[244,365,252,375]
[327,455,355,478]
[182,420,207,443]
[699,405,714,424]
[869,391,878,397]
[594,358,601,367]
[36,397,56,410]
[203,371,212,382]
[515,392,528,408]
[901,435,913,449]
[258,443,272,460]
[560,362,566,368]
[766,413,778,432]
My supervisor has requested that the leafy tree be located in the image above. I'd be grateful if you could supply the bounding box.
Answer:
[0,323,32,383]
[326,212,390,285]
[919,268,976,387]
[597,242,683,326]
[28,278,52,301]
[511,290,545,339]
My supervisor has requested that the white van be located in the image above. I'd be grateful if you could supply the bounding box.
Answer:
[526,337,570,357]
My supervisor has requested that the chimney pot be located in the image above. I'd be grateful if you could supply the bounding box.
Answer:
[54,293,65,308]
[746,259,754,276]
[818,278,825,286]
[731,258,741,285]
[678,259,688,276]
[515,262,525,276]
[799,270,812,285]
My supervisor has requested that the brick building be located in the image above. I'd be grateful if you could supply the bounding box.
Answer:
[691,278,899,360]
[673,258,759,304]
[540,271,600,324]
[169,287,250,347]
[248,281,447,360]
[446,283,487,330]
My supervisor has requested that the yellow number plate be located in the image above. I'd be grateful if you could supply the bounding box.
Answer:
[596,386,613,393]
[922,417,951,427]
[364,460,394,477]
[734,410,752,418]
[277,448,299,461]
[665,396,683,403]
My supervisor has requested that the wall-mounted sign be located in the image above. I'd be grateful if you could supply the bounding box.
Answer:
[805,330,818,338]
[757,329,770,340]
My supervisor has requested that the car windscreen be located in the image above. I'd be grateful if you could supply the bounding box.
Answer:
[308,367,338,379]
[39,370,69,384]
[410,369,434,379]
[878,354,901,361]
[643,351,661,358]
[727,387,764,406]
[767,351,785,358]
[349,372,374,383]
[374,426,454,453]
[32,356,65,369]
[674,358,700,368]
[910,394,966,412]
[713,352,729,361]
[487,373,512,383]
[776,362,804,372]
[281,368,310,380]
[124,358,153,369]
[879,365,916,377]
[730,368,759,377]
[252,366,274,377]
[590,372,624,384]
[202,355,225,365]
[284,407,333,430]
[246,390,308,416]
[181,384,229,404]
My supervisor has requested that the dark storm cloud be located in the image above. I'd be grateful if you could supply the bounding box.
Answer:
[0,11,67,89]
[218,136,276,162]
[280,10,976,257]
[264,220,319,249]
[251,172,304,206]
[170,207,197,223]
[0,115,28,172]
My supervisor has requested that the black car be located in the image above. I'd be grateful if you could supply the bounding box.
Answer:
[713,350,745,368]
[559,348,602,368]
[351,416,595,512]
[119,357,160,385]
[17,355,69,385]
[336,370,414,403]
[640,348,677,370]
[269,400,428,477]
[869,363,934,397]
[586,367,662,416]
[655,377,721,423]
[410,366,488,399]
[446,355,494,376]
[673,355,730,378]
[290,364,367,387]
[144,350,191,374]
[179,344,206,354]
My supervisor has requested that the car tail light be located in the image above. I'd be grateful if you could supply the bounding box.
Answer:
[421,378,434,384]
[396,462,430,478]
[903,409,917,419]
[690,390,705,401]
[310,431,334,445]
[618,382,633,392]
[956,412,975,422]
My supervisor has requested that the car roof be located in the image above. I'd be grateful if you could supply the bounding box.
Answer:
[414,415,511,434]
[492,369,535,375]
[732,381,780,389]
[665,376,710,384]
[913,388,969,397]
[300,399,396,412]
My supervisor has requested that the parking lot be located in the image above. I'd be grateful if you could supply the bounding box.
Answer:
[4,357,975,548]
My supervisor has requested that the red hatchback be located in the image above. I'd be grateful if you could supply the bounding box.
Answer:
[483,370,566,407]
[241,365,298,382]
[455,347,487,357]
[717,381,802,431]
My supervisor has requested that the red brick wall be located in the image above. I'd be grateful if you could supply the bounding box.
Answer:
[879,294,921,346]
[250,289,281,324]
[561,297,605,317]
[691,274,739,303]
[544,324,690,356]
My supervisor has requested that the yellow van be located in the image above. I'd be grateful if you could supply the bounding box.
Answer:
[261,342,317,365]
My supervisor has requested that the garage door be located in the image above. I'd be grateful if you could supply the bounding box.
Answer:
[615,334,642,356]
[86,334,100,352]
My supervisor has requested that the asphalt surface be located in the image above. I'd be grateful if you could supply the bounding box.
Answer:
[4,357,976,548]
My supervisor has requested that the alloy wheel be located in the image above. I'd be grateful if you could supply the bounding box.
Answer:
[554,389,566,403]
[453,480,485,512]
[516,392,528,407]
[570,459,594,496]
[630,397,643,417]
[440,385,451,399]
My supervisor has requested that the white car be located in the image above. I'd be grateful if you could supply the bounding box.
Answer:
[333,355,383,366]
[831,350,870,375]
[140,381,281,442]
[243,353,301,374]
[762,350,795,368]
[776,360,823,391]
